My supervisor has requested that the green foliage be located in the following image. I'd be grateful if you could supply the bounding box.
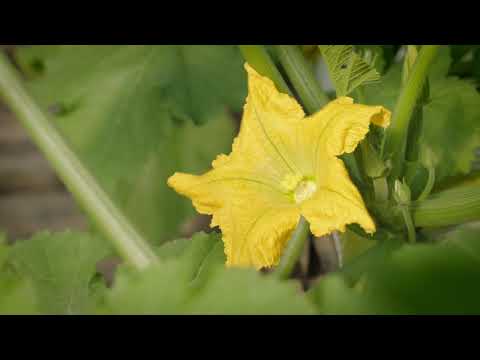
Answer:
[355,45,388,74]
[15,46,245,245]
[106,232,316,314]
[310,225,480,314]
[319,45,380,96]
[0,235,38,314]
[2,45,480,315]
[9,231,110,314]
[363,46,480,187]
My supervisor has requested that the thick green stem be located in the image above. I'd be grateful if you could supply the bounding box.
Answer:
[275,217,310,280]
[382,45,440,179]
[0,53,158,271]
[274,45,329,113]
[239,45,292,95]
[412,185,480,227]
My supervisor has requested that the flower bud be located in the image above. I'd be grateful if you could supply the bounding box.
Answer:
[394,179,411,205]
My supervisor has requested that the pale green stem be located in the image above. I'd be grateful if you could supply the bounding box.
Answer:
[0,53,158,271]
[238,45,292,95]
[275,217,310,280]
[274,45,329,113]
[417,166,435,201]
[399,205,416,243]
[382,45,440,179]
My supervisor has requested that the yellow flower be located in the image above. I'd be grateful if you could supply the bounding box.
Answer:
[168,63,391,269]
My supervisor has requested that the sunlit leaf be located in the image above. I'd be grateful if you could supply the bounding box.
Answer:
[319,45,380,96]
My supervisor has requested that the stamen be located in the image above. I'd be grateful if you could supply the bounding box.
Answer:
[294,180,317,204]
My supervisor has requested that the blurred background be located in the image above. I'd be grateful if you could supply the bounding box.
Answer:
[0,46,87,242]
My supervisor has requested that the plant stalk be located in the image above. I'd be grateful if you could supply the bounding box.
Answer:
[0,52,158,271]
[382,45,439,179]
[274,45,329,113]
[275,217,310,280]
[399,205,416,243]
[239,45,292,96]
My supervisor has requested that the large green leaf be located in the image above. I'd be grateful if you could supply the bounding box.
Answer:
[9,231,110,314]
[107,232,316,314]
[309,225,480,314]
[363,46,480,186]
[15,46,245,244]
[0,235,38,314]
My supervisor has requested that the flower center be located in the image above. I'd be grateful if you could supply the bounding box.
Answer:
[294,180,317,204]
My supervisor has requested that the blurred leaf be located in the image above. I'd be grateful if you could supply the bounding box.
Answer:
[355,45,387,74]
[16,46,246,125]
[15,46,243,244]
[450,45,476,64]
[340,235,403,284]
[9,231,110,314]
[340,228,376,265]
[154,237,191,260]
[187,268,315,314]
[319,45,380,96]
[0,236,38,314]
[310,226,480,314]
[308,274,382,315]
[107,232,315,314]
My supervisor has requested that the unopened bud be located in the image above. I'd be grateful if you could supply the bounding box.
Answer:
[394,179,411,205]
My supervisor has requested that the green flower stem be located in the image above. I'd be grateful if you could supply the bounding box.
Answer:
[0,53,158,271]
[417,166,435,201]
[239,45,292,96]
[274,45,329,113]
[412,185,480,227]
[382,45,439,179]
[275,217,310,280]
[399,205,416,243]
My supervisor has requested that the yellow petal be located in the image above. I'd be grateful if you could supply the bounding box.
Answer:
[302,96,391,157]
[167,63,309,269]
[233,64,306,184]
[300,157,375,236]
[168,169,300,269]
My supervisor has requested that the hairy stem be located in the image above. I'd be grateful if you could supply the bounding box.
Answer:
[382,45,439,179]
[0,53,158,271]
